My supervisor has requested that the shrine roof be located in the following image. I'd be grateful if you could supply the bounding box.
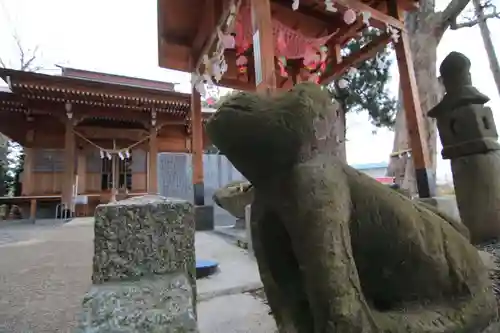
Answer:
[0,68,191,118]
[158,0,418,89]
[58,66,178,92]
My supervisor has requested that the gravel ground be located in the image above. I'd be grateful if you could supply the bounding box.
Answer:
[0,223,93,333]
[0,219,273,333]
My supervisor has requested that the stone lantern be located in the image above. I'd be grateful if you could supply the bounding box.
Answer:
[428,51,500,244]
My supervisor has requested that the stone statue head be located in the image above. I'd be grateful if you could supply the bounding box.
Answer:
[206,83,340,184]
[429,51,490,118]
[439,51,472,94]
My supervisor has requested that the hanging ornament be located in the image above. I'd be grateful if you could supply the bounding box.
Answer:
[125,150,131,159]
[319,45,328,62]
[236,54,248,74]
[99,150,105,159]
[308,72,320,84]
[338,78,348,89]
[220,58,228,75]
[195,80,207,96]
[277,56,288,77]
[344,9,357,25]
[303,47,320,67]
[191,73,200,88]
[324,0,337,12]
[292,0,300,11]
[386,24,400,43]
[106,152,112,160]
[218,29,236,49]
[202,54,210,67]
[206,97,216,106]
[236,55,248,66]
[212,61,223,82]
[203,72,214,86]
[118,152,124,160]
[202,54,213,79]
[361,11,371,25]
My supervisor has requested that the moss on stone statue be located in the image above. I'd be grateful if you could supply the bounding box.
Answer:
[207,83,333,185]
[206,83,498,333]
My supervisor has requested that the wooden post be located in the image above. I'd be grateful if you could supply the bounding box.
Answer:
[111,154,118,201]
[22,126,35,196]
[389,1,434,198]
[77,151,86,194]
[191,87,204,205]
[148,126,158,194]
[29,199,37,221]
[22,147,34,196]
[62,111,76,210]
[250,0,276,93]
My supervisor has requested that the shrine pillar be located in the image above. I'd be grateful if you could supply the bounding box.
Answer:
[250,0,276,92]
[191,87,204,205]
[62,103,76,212]
[148,123,158,195]
[111,154,118,200]
[22,148,34,196]
[21,126,35,196]
[77,150,86,194]
[388,0,435,198]
[190,84,214,231]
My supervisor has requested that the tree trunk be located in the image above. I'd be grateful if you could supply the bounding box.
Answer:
[472,0,500,98]
[335,107,347,163]
[387,4,444,195]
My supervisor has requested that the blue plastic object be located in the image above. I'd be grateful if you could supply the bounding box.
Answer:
[196,259,219,279]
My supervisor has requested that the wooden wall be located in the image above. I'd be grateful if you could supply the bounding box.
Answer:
[22,147,149,195]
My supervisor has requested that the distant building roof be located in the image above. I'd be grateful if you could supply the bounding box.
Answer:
[351,162,388,170]
[58,66,176,92]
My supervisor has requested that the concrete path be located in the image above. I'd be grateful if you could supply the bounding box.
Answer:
[199,293,276,333]
[0,218,272,333]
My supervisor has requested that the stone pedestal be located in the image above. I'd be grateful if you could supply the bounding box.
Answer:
[78,195,198,333]
[77,274,197,333]
[194,205,214,231]
[452,153,500,243]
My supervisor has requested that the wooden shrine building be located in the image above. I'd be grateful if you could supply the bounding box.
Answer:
[0,67,211,220]
[157,0,435,198]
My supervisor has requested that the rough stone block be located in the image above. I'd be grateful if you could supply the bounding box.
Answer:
[92,195,195,286]
[194,205,214,231]
[76,273,198,333]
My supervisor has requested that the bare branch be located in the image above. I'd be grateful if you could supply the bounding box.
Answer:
[434,0,472,39]
[20,45,39,71]
[0,56,6,68]
[12,33,26,70]
[450,1,499,29]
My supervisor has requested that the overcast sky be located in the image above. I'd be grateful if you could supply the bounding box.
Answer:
[0,0,499,181]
